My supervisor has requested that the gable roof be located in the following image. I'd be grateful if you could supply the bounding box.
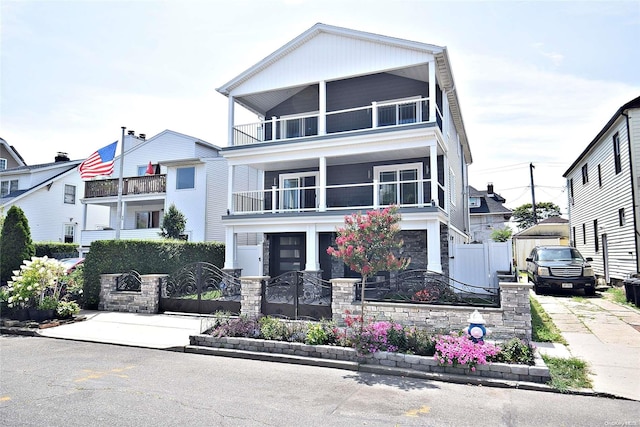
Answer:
[0,137,27,167]
[469,185,512,216]
[0,160,81,205]
[563,95,640,177]
[216,23,471,164]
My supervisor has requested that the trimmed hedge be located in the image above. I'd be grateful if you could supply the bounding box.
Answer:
[83,240,225,308]
[35,242,79,259]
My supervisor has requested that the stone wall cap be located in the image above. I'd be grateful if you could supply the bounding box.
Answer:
[499,282,533,289]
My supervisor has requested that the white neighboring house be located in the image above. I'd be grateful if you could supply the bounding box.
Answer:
[563,95,640,285]
[216,23,473,280]
[80,130,258,255]
[0,151,109,246]
[469,183,512,243]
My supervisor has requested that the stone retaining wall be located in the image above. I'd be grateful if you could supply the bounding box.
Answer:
[189,335,550,384]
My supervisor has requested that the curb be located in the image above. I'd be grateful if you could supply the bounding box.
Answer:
[1,325,633,401]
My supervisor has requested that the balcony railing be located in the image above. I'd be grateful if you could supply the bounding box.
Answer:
[84,175,166,198]
[230,178,446,215]
[80,228,162,246]
[232,97,442,146]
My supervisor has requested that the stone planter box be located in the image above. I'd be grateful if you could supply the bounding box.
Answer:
[189,334,551,384]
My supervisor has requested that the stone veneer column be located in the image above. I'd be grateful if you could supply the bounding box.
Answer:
[330,278,360,324]
[98,274,120,310]
[499,282,533,341]
[240,276,268,317]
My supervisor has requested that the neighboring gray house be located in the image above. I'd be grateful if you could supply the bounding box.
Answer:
[216,23,473,280]
[469,183,512,243]
[563,95,640,285]
[0,137,26,171]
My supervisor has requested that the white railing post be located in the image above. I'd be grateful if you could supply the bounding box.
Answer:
[428,61,436,123]
[373,179,379,209]
[372,101,378,128]
[271,116,277,141]
[319,80,326,135]
[271,185,277,213]
[319,156,327,212]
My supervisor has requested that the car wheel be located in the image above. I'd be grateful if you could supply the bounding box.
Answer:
[533,282,543,295]
[584,287,596,297]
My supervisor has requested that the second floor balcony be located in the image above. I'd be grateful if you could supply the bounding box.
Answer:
[232,97,442,146]
[84,175,166,199]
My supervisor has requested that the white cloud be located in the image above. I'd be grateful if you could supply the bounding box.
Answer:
[531,42,564,66]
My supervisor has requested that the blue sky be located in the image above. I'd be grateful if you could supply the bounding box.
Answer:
[2,0,639,214]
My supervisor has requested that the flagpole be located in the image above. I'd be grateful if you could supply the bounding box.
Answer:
[114,126,126,239]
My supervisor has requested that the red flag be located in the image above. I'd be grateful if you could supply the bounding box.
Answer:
[145,161,154,175]
[79,141,117,180]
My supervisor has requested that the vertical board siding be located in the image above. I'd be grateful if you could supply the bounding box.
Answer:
[567,115,637,281]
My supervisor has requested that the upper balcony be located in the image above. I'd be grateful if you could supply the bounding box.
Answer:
[232,97,442,147]
[84,175,166,199]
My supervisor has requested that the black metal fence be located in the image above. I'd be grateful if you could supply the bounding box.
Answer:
[115,270,142,292]
[355,269,500,307]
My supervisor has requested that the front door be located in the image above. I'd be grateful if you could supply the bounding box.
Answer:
[270,233,306,277]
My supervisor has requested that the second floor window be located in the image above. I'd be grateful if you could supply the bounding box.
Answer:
[64,185,76,204]
[176,167,195,190]
[619,208,626,226]
[581,164,589,184]
[0,179,18,197]
[0,158,6,171]
[374,163,423,206]
[613,133,622,174]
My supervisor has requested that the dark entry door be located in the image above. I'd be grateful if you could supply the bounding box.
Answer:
[270,233,306,277]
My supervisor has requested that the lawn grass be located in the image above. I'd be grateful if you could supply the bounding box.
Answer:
[530,297,567,344]
[542,355,592,392]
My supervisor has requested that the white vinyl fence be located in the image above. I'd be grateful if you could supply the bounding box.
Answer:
[450,241,513,291]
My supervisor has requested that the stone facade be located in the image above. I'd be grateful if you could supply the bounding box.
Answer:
[99,274,165,314]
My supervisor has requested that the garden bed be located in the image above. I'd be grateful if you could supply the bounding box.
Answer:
[189,334,551,384]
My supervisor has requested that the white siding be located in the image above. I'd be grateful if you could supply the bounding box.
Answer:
[566,114,636,282]
[165,162,208,242]
[231,32,436,97]
[204,159,228,243]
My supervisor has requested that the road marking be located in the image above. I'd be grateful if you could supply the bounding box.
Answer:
[74,366,136,382]
[0,396,11,402]
[405,405,430,417]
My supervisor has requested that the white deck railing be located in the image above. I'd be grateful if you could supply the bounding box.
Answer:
[232,97,442,146]
[230,178,446,215]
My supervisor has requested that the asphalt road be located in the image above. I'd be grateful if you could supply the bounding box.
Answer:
[1,336,639,427]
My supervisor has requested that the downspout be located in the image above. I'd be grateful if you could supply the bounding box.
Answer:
[622,111,639,273]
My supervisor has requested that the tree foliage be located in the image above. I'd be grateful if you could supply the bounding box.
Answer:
[490,227,513,242]
[511,202,561,230]
[160,203,187,239]
[327,206,410,318]
[0,206,35,284]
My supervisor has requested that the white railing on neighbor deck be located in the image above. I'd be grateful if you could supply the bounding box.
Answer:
[230,178,446,215]
[232,97,442,146]
[80,228,162,246]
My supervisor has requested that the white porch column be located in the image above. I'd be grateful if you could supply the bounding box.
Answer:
[319,156,327,211]
[227,164,234,214]
[305,225,320,271]
[223,226,237,270]
[120,201,127,231]
[227,95,235,146]
[319,80,326,135]
[81,203,88,230]
[427,221,443,273]
[430,145,438,207]
[428,60,436,123]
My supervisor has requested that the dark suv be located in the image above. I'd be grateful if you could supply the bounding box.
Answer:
[526,246,596,295]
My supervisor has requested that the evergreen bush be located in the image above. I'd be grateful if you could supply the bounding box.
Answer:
[0,206,35,284]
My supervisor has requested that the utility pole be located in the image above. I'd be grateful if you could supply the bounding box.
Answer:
[530,163,537,224]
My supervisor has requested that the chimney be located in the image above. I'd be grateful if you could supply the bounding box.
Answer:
[55,152,70,162]
[127,130,135,136]
[139,133,146,141]
[487,182,494,197]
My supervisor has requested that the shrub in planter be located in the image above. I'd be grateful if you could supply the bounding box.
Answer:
[433,333,500,371]
[259,316,290,341]
[304,321,337,345]
[490,338,536,365]
[6,256,64,309]
[56,301,80,318]
[210,316,261,338]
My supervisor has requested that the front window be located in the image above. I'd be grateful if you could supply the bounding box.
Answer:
[135,211,161,229]
[374,163,423,206]
[64,185,76,204]
[64,224,75,243]
[176,167,195,190]
[279,173,317,211]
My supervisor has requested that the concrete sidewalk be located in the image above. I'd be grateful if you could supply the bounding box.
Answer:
[531,291,640,401]
[37,311,206,350]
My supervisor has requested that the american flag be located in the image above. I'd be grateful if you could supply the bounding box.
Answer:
[78,141,118,179]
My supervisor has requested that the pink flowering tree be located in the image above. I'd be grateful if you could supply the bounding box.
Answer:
[327,206,410,319]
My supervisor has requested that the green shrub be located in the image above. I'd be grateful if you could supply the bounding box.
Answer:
[405,327,436,356]
[259,316,289,341]
[491,338,535,365]
[82,240,224,308]
[34,242,78,259]
[0,206,35,284]
[305,321,337,345]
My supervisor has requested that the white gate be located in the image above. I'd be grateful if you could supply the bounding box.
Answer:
[451,241,513,290]
[236,245,262,276]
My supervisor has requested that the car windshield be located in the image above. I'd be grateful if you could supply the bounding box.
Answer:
[538,248,583,261]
